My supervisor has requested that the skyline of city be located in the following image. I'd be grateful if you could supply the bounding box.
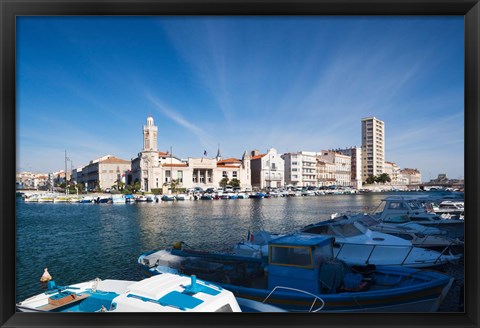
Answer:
[17,16,464,181]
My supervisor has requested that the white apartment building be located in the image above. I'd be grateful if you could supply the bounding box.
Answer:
[250,148,284,189]
[361,117,385,182]
[131,116,252,192]
[282,151,318,187]
[318,150,352,187]
[400,168,422,185]
[384,161,402,184]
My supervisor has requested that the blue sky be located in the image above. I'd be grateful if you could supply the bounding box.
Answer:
[17,16,464,181]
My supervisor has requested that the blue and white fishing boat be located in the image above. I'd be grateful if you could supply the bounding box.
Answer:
[138,234,454,312]
[78,196,94,203]
[16,273,284,313]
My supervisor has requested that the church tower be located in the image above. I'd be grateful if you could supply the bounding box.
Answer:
[143,115,158,152]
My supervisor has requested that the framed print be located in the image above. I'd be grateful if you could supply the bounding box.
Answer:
[1,0,478,328]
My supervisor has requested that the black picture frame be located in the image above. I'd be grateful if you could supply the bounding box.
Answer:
[1,0,478,327]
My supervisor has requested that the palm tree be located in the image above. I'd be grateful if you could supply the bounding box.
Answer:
[377,173,392,184]
[365,175,376,184]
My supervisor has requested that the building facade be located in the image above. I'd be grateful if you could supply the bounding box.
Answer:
[383,161,402,184]
[333,147,362,189]
[131,116,252,192]
[282,151,318,187]
[74,155,131,191]
[316,160,336,187]
[361,117,385,182]
[400,168,422,185]
[318,150,352,187]
[251,148,284,189]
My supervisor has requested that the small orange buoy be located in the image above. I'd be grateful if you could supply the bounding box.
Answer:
[40,268,52,282]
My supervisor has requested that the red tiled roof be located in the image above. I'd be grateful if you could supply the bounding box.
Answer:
[159,152,170,156]
[251,154,266,160]
[217,158,241,164]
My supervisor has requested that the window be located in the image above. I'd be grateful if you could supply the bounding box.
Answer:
[222,171,228,178]
[270,246,313,268]
[177,171,183,183]
[232,171,237,178]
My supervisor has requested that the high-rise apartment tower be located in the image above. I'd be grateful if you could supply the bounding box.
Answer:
[361,117,385,181]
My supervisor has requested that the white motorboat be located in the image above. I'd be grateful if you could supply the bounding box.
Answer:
[110,194,126,204]
[371,196,464,239]
[333,214,464,254]
[431,201,464,217]
[16,273,284,313]
[233,219,461,268]
[300,217,461,268]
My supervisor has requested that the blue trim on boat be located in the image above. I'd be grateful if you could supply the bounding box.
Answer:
[127,291,204,311]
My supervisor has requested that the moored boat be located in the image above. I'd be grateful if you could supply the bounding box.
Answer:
[16,273,284,312]
[138,234,454,312]
[110,194,126,204]
[175,193,192,201]
[372,196,464,239]
[161,194,176,201]
[300,216,461,268]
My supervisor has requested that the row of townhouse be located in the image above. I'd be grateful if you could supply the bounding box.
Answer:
[69,116,421,192]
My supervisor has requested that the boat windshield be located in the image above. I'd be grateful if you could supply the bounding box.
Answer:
[332,223,363,237]
[358,216,378,227]
[406,201,422,210]
[270,245,313,268]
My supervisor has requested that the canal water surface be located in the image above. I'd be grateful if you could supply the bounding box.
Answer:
[15,192,430,302]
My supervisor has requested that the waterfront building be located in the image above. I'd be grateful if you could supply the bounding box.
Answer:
[16,172,49,189]
[332,147,362,189]
[316,160,336,187]
[251,148,284,190]
[282,151,318,187]
[400,168,422,185]
[318,150,352,187]
[131,116,252,192]
[74,155,131,191]
[361,117,385,182]
[384,161,402,184]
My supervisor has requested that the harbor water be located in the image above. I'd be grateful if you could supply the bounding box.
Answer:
[15,192,463,309]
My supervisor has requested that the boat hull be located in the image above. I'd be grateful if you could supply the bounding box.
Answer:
[138,252,453,312]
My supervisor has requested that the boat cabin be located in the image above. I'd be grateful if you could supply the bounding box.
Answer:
[267,234,335,294]
[375,197,442,222]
